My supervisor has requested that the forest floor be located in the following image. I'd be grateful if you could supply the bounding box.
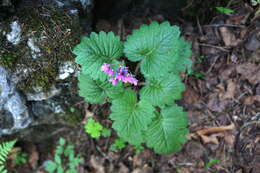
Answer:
[7,1,260,173]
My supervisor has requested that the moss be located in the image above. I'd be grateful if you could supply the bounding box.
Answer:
[0,52,19,68]
[0,21,21,69]
[17,67,58,92]
[0,6,82,92]
[61,110,83,127]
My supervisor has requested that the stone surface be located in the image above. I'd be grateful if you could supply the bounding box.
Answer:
[25,86,61,101]
[0,66,31,135]
[6,21,22,45]
[0,0,92,137]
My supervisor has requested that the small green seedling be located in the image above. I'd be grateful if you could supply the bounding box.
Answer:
[196,56,204,62]
[204,159,221,169]
[109,138,126,151]
[216,7,234,14]
[193,72,205,79]
[134,145,144,154]
[188,69,205,79]
[176,168,182,173]
[84,118,111,138]
[45,138,82,173]
[14,151,28,165]
[101,128,112,137]
[84,118,103,138]
[69,107,75,113]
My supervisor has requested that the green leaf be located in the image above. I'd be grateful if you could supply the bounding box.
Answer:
[205,159,221,169]
[45,161,57,173]
[106,84,125,100]
[140,74,185,106]
[59,138,66,146]
[14,152,28,165]
[54,154,62,165]
[193,72,205,79]
[69,157,81,168]
[216,7,234,14]
[101,128,112,137]
[73,32,123,81]
[78,73,125,103]
[66,170,77,173]
[110,138,126,151]
[145,105,189,154]
[0,139,16,173]
[110,89,155,144]
[56,146,63,155]
[169,37,192,74]
[84,118,104,138]
[78,73,112,103]
[57,166,64,173]
[124,21,181,78]
[64,145,74,157]
[134,144,144,154]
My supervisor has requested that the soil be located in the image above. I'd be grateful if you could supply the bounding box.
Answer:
[5,1,260,173]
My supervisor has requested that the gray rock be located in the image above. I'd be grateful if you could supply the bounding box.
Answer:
[74,0,92,9]
[58,61,78,80]
[54,0,92,9]
[27,38,42,59]
[0,66,31,135]
[26,86,61,101]
[6,21,22,45]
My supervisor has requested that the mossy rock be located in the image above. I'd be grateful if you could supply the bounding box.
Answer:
[0,5,82,93]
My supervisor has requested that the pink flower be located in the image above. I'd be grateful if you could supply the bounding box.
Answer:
[101,63,110,72]
[131,78,138,86]
[101,63,114,76]
[122,74,138,85]
[101,63,138,86]
[107,70,114,76]
[109,77,118,85]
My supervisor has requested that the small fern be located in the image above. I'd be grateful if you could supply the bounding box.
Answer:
[0,140,16,173]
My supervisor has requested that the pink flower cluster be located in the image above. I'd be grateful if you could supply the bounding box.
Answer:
[101,63,138,86]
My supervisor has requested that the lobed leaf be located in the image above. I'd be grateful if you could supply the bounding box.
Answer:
[145,105,189,154]
[84,118,103,138]
[78,73,110,103]
[73,32,123,81]
[168,37,192,74]
[124,21,181,78]
[78,73,123,103]
[140,74,185,106]
[110,89,155,145]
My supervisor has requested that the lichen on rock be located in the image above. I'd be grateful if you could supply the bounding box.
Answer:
[0,4,82,93]
[6,21,22,45]
[0,0,91,137]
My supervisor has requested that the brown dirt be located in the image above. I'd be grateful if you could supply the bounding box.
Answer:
[8,2,260,173]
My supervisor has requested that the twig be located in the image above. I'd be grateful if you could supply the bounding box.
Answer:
[199,43,229,52]
[196,123,235,136]
[206,55,220,74]
[196,16,203,35]
[204,24,245,28]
